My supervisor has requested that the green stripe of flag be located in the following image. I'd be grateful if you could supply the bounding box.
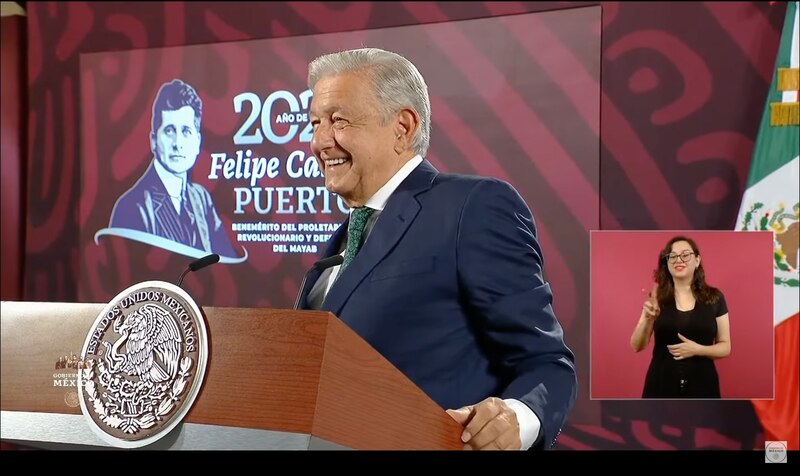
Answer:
[747,1,799,188]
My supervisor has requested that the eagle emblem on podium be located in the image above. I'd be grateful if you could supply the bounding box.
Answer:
[78,281,208,448]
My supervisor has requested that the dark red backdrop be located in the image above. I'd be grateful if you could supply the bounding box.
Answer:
[76,8,601,321]
[3,1,787,450]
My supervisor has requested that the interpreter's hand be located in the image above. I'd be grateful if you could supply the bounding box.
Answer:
[667,333,702,360]
[641,283,660,320]
[446,397,521,450]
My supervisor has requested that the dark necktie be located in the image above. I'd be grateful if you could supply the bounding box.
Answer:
[340,206,375,273]
[180,189,197,246]
[181,190,194,224]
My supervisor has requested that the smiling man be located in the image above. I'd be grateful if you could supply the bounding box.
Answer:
[297,48,577,450]
[109,79,235,258]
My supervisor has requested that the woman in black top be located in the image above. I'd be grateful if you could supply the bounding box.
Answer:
[630,236,731,398]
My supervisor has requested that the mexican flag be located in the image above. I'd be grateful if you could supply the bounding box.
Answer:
[736,1,799,451]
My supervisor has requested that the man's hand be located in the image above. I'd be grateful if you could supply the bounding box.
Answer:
[446,397,521,450]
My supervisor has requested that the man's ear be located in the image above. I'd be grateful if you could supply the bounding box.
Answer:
[396,108,419,138]
[394,108,419,152]
[150,132,156,154]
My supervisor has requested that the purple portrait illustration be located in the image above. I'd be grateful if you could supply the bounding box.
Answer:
[98,79,246,263]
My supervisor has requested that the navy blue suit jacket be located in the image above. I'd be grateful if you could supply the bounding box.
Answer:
[299,160,577,448]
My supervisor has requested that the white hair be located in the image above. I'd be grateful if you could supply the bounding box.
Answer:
[308,47,431,157]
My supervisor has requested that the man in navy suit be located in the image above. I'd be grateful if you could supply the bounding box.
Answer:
[109,79,235,258]
[300,48,577,450]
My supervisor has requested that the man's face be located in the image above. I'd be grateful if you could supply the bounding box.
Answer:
[309,73,400,208]
[151,105,201,176]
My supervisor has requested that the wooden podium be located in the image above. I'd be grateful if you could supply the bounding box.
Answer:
[0,301,463,450]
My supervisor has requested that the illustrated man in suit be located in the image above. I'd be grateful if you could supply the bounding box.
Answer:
[109,79,235,258]
[299,48,577,450]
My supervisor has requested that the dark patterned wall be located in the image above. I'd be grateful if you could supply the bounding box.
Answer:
[600,2,783,231]
[23,1,786,450]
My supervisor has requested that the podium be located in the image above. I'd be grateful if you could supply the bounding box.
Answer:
[0,301,463,450]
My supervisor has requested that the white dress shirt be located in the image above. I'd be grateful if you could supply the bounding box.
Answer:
[153,159,187,214]
[324,155,423,295]
[324,154,540,450]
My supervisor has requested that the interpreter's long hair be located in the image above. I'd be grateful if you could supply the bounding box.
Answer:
[653,235,721,308]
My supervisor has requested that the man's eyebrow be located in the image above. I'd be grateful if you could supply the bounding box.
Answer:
[311,105,349,116]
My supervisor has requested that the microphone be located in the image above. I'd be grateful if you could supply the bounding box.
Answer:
[177,253,220,287]
[293,254,344,310]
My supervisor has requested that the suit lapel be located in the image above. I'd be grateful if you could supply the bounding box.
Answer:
[321,160,438,316]
[142,165,169,234]
[186,184,211,252]
[299,218,349,309]
[148,194,169,236]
